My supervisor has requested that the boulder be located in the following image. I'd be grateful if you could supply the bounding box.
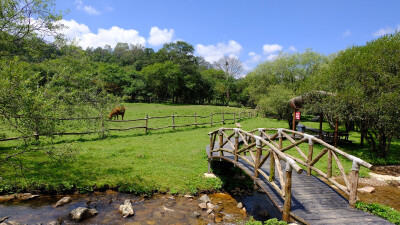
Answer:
[358,186,375,194]
[0,193,39,203]
[199,194,211,203]
[198,202,207,209]
[206,202,214,210]
[0,217,9,223]
[163,206,175,212]
[203,173,217,178]
[70,207,98,221]
[119,199,134,218]
[184,194,194,199]
[47,220,62,225]
[193,211,201,218]
[215,213,224,223]
[54,196,71,207]
[0,220,20,225]
[237,202,243,209]
[213,204,221,212]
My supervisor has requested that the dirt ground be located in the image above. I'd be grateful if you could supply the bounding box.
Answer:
[333,165,400,211]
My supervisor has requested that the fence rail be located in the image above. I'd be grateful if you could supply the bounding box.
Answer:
[1,111,254,142]
[208,127,372,222]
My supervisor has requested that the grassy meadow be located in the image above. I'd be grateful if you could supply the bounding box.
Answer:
[0,103,399,195]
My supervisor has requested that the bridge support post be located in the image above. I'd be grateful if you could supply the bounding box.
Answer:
[207,159,212,174]
[234,129,239,162]
[307,138,314,176]
[254,138,262,178]
[209,133,214,157]
[349,161,360,207]
[327,149,332,178]
[283,162,293,222]
[218,129,224,157]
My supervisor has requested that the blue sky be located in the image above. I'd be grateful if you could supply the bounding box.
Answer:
[55,0,400,71]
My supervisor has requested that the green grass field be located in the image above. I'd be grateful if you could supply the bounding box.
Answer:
[0,103,399,195]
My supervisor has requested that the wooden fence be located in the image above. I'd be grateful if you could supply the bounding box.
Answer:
[0,111,254,142]
[208,127,372,222]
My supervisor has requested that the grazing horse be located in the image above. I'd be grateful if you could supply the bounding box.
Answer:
[108,106,126,120]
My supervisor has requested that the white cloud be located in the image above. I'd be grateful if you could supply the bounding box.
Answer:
[148,27,174,46]
[196,40,242,63]
[247,51,261,64]
[59,19,146,49]
[373,25,400,37]
[266,54,278,61]
[60,19,90,39]
[342,29,352,37]
[75,0,100,15]
[288,46,297,52]
[262,44,282,55]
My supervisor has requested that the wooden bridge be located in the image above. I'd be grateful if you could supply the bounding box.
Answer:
[206,128,392,224]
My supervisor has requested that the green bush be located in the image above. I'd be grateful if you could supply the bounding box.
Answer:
[355,201,400,225]
[245,218,288,225]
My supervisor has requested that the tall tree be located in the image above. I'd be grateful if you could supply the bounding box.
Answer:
[310,32,400,157]
[0,0,63,57]
[213,55,244,79]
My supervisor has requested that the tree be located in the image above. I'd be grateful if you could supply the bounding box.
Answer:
[213,56,244,79]
[243,50,328,115]
[0,0,63,57]
[311,32,400,157]
[0,0,115,171]
[212,56,244,105]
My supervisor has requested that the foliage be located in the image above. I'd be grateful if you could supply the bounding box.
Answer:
[308,32,400,157]
[0,0,63,58]
[355,202,400,224]
[256,84,295,120]
[245,218,288,225]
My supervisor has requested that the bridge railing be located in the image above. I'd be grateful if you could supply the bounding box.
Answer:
[208,127,373,222]
[251,128,372,207]
[208,127,303,221]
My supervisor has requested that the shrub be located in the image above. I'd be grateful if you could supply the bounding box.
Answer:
[355,201,400,224]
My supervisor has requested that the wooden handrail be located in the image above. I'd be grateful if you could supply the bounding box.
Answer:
[208,127,373,221]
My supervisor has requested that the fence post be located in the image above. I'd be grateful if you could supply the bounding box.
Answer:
[218,128,224,157]
[233,112,236,123]
[194,112,197,128]
[208,133,214,173]
[307,138,314,176]
[282,162,293,222]
[234,129,239,162]
[172,114,175,130]
[222,111,225,125]
[349,161,360,207]
[209,133,214,157]
[254,138,262,178]
[210,113,213,127]
[145,115,148,134]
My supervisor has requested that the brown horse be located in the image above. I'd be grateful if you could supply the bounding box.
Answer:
[108,106,126,120]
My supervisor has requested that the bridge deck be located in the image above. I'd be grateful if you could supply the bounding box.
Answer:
[206,142,392,225]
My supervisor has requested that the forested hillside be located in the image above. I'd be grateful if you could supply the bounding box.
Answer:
[1,0,400,160]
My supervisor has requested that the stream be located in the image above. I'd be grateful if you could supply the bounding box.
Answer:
[0,190,281,224]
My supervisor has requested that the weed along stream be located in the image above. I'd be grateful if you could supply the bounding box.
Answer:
[0,190,282,224]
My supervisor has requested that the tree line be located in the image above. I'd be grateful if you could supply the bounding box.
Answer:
[1,0,399,159]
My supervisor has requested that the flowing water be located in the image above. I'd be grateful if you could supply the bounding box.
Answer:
[0,190,280,224]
